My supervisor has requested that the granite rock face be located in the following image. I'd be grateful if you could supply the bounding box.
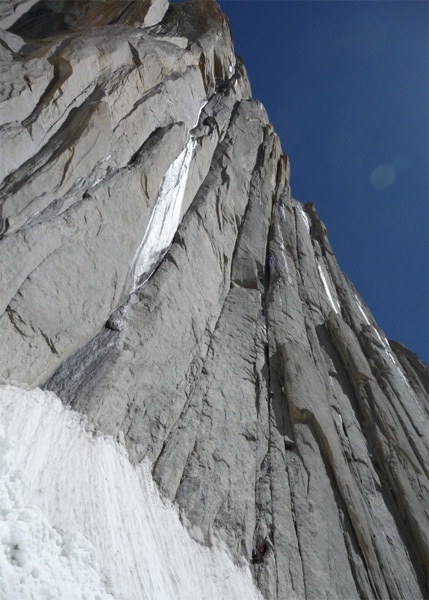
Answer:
[1,2,428,599]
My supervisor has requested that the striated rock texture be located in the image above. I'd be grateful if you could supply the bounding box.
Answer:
[1,1,428,598]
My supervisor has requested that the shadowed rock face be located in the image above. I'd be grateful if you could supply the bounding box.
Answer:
[1,1,428,598]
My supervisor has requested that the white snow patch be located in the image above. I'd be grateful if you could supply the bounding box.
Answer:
[351,308,418,401]
[132,137,197,292]
[354,303,415,388]
[0,385,263,600]
[276,223,292,284]
[228,54,236,76]
[371,328,418,397]
[296,204,310,234]
[334,410,343,428]
[131,97,210,293]
[355,295,370,325]
[317,260,341,314]
[354,298,413,390]
[74,177,85,188]
[193,100,209,130]
[372,328,399,368]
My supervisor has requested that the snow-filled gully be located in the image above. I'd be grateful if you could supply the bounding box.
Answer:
[131,137,197,292]
[131,100,210,294]
[0,385,262,600]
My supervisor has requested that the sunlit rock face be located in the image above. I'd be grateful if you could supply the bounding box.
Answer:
[1,1,428,599]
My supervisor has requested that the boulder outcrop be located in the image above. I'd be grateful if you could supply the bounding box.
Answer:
[1,2,427,598]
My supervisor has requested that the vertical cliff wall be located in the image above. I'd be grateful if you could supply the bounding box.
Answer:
[0,1,428,598]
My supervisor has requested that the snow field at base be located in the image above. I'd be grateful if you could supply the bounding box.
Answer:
[0,385,263,600]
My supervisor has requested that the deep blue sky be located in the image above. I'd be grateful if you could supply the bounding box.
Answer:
[216,0,428,363]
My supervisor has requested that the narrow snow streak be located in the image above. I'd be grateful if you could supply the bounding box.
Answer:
[317,260,340,314]
[193,99,209,127]
[276,222,292,284]
[373,327,396,362]
[297,204,310,234]
[132,137,197,292]
[355,295,370,325]
[355,299,417,403]
[371,327,417,396]
[0,385,262,600]
[131,98,210,294]
[355,295,408,385]
[228,54,236,76]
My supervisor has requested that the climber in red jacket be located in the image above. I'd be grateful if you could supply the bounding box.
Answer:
[252,536,274,563]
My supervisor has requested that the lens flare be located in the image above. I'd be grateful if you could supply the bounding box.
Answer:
[370,164,396,189]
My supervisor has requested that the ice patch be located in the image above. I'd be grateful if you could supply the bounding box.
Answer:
[275,222,292,284]
[351,304,418,401]
[317,260,340,314]
[355,295,370,325]
[373,327,396,363]
[131,97,210,293]
[0,385,263,600]
[371,328,418,397]
[74,177,85,188]
[132,137,197,291]
[228,54,236,76]
[333,410,343,428]
[296,204,310,234]
[355,298,410,390]
[192,100,209,130]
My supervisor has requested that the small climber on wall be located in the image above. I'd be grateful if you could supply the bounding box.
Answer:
[252,535,274,564]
